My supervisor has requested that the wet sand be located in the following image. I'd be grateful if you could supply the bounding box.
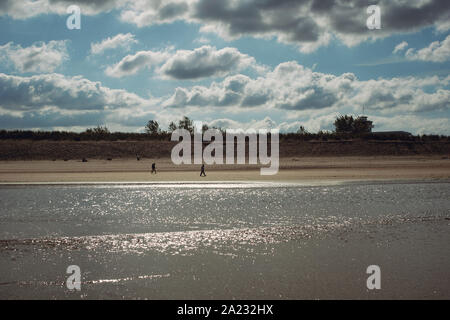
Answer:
[0,156,449,183]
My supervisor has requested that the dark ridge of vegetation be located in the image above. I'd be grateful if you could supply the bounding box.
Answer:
[0,115,449,142]
[0,128,171,141]
[2,129,449,142]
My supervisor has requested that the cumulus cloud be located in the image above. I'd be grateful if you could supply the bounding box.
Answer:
[350,75,450,113]
[0,71,165,130]
[159,45,259,80]
[105,50,172,77]
[0,67,448,134]
[163,61,354,110]
[119,0,190,28]
[0,40,68,73]
[404,35,450,62]
[162,61,450,115]
[0,73,147,111]
[90,33,138,55]
[106,46,262,79]
[2,1,450,52]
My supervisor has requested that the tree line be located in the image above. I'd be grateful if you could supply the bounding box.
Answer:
[0,115,448,142]
[144,116,220,135]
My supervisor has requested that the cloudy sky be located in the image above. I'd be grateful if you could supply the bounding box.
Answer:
[0,0,449,134]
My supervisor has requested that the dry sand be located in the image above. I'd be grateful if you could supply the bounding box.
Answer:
[0,156,449,183]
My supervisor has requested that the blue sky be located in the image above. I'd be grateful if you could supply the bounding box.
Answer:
[0,0,449,134]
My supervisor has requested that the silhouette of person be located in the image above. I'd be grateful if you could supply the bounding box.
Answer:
[151,163,156,174]
[200,164,206,177]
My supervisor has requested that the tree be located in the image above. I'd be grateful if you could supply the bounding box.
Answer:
[334,115,354,133]
[178,116,193,133]
[168,121,177,133]
[87,126,110,135]
[353,116,374,133]
[145,120,160,135]
[334,115,374,134]
[84,126,110,140]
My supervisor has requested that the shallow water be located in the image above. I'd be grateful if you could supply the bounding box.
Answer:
[0,181,449,299]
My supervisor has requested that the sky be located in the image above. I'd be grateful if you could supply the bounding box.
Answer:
[0,0,449,135]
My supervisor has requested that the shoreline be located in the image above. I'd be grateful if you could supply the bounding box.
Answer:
[0,155,449,183]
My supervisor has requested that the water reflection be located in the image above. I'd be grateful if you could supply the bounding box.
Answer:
[1,214,447,257]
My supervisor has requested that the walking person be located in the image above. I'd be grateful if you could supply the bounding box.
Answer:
[200,164,206,177]
[151,162,157,174]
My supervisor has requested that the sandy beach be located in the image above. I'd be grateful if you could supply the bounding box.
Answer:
[0,156,449,183]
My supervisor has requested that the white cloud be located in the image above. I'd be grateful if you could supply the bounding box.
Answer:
[194,36,210,44]
[90,33,138,55]
[0,73,148,111]
[105,49,172,77]
[159,45,260,80]
[405,35,450,62]
[0,58,448,134]
[163,61,355,110]
[0,71,168,130]
[119,0,190,28]
[393,41,408,54]
[106,45,263,79]
[162,61,450,116]
[350,75,450,114]
[0,40,68,73]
